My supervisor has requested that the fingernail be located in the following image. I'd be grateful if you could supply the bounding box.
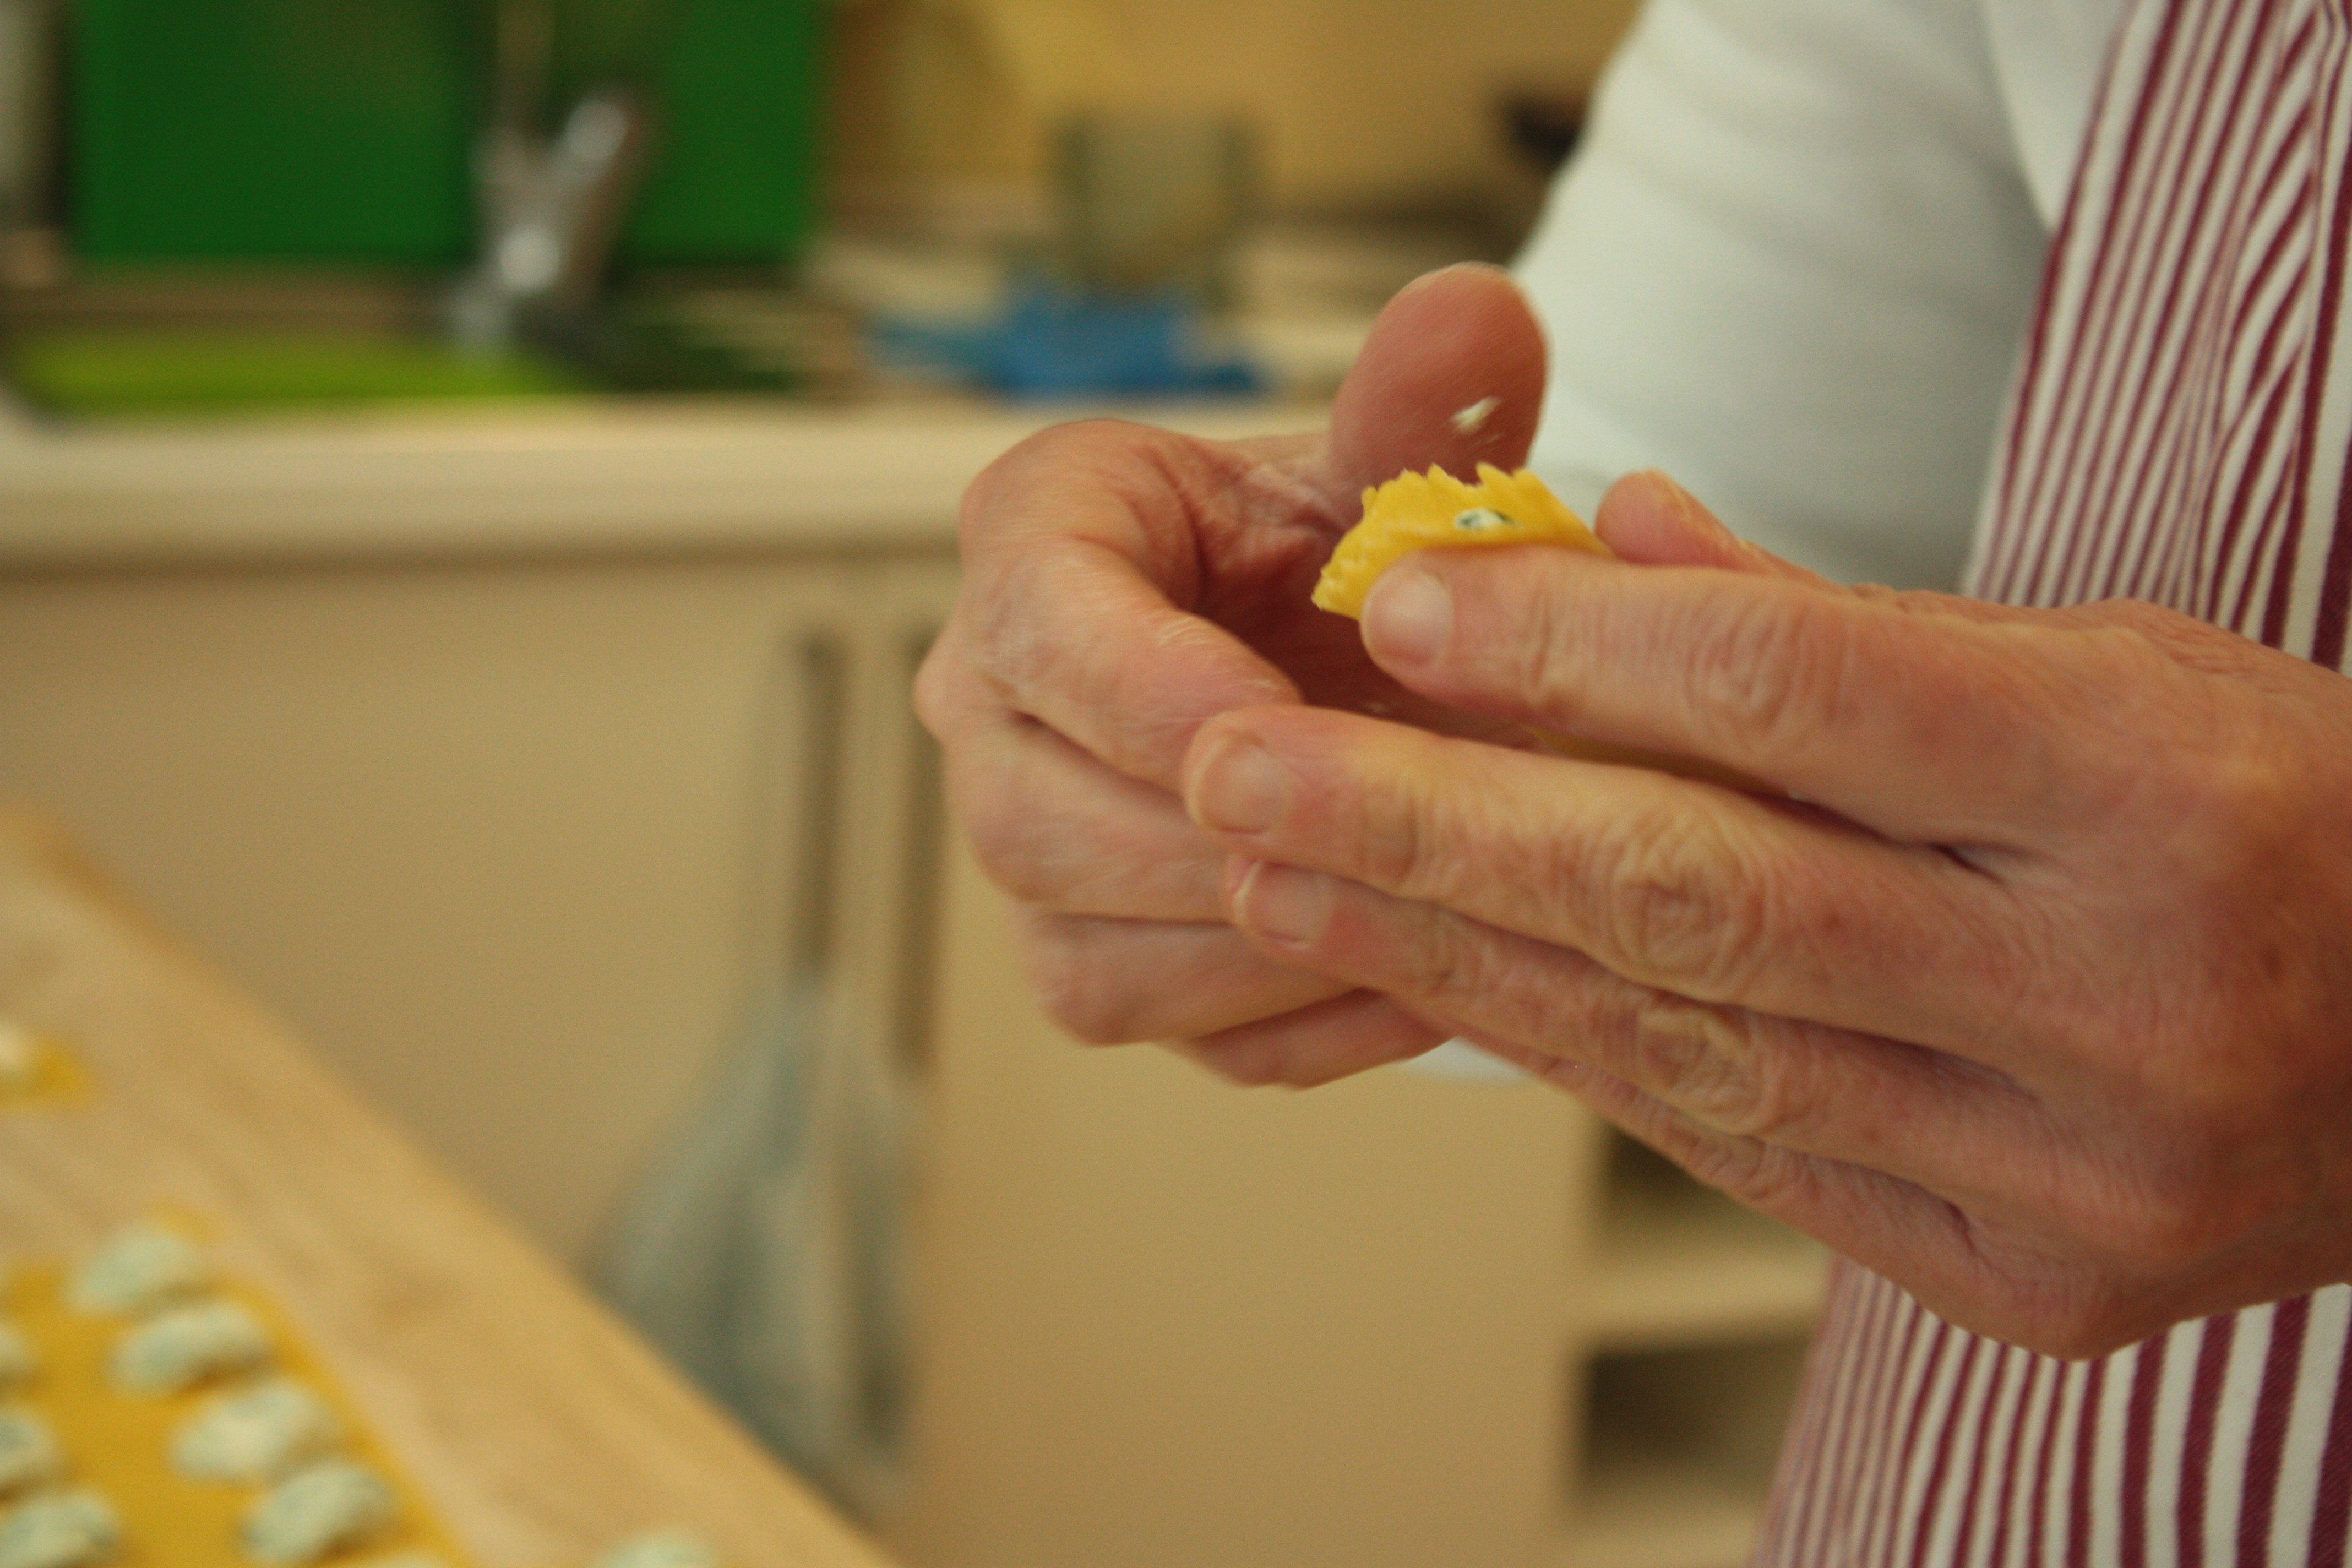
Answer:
[1189,735,1289,834]
[1363,565,1452,666]
[1646,470,1726,542]
[1635,470,1752,555]
[1234,861,1331,948]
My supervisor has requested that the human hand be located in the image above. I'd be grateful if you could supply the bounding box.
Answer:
[914,264,1553,1083]
[1180,469,2352,1355]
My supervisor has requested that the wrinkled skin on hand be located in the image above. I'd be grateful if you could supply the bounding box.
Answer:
[919,265,2352,1359]
[1181,471,2352,1359]
[915,263,1546,1082]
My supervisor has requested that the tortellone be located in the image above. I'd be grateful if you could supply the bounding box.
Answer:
[1312,464,1606,619]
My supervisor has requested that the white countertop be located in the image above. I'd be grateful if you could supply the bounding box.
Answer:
[0,394,1321,570]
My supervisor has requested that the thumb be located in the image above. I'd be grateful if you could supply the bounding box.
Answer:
[1319,263,1548,499]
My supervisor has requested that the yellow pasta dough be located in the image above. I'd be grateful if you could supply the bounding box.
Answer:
[1311,464,1607,619]
[4,1230,727,1568]
[1314,462,1771,794]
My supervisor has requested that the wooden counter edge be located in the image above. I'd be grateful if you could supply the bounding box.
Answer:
[0,803,898,1568]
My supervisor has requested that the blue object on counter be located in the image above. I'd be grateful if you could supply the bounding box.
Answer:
[870,279,1260,399]
[989,281,1260,398]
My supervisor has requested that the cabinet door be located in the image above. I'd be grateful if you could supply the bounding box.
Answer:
[0,553,953,1264]
[900,842,1596,1568]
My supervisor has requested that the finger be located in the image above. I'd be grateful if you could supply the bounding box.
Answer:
[1591,469,1827,581]
[1175,988,1444,1088]
[1320,263,1549,498]
[1596,471,2050,623]
[947,704,1227,921]
[953,431,1309,787]
[1353,543,2174,844]
[1216,857,2040,1201]
[1184,706,2027,1062]
[1222,857,2179,1349]
[1018,907,1352,1046]
[952,263,1552,791]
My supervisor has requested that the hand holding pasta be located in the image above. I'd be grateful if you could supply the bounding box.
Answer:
[1183,465,2352,1356]
[915,264,1553,1084]
[922,262,2352,1356]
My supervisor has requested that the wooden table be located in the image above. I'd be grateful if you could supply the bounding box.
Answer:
[0,806,896,1568]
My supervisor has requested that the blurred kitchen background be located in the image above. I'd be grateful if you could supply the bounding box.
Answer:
[0,4,1833,1568]
[0,0,1637,412]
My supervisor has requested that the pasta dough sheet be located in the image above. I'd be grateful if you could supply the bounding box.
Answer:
[7,1259,471,1568]
[0,1029,91,1112]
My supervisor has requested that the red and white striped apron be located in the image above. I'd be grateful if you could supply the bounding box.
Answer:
[1752,0,2352,1561]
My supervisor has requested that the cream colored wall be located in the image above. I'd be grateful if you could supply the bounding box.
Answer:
[1106,0,1641,209]
[829,0,1643,219]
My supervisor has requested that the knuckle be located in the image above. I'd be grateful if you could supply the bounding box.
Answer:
[1912,1212,2139,1359]
[959,420,1112,532]
[1676,1134,1811,1219]
[1965,1155,2262,1358]
[2037,1319,2146,1361]
[963,571,1051,704]
[961,803,1058,906]
[2061,625,2257,841]
[2154,738,2299,905]
[2004,1294,2139,1360]
[955,445,1030,550]
[1351,737,1507,907]
[1493,576,1588,716]
[1186,1036,1275,1086]
[1684,590,1854,761]
[1359,764,1449,896]
[1020,916,1152,1044]
[1626,997,1804,1142]
[1199,1038,1310,1089]
[2079,1190,2202,1277]
[949,743,1074,908]
[1391,906,1512,1013]
[2067,1138,2258,1278]
[1588,809,1769,995]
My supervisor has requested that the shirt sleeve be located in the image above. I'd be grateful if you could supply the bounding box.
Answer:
[1514,0,2052,587]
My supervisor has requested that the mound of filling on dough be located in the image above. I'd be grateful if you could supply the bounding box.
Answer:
[172,1376,341,1483]
[0,1489,119,1568]
[241,1459,398,1566]
[594,1530,721,1568]
[0,1413,59,1498]
[68,1223,211,1317]
[109,1298,271,1395]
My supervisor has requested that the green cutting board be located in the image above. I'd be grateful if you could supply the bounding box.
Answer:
[70,0,825,266]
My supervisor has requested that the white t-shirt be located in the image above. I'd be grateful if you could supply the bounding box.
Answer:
[1515,0,2123,587]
